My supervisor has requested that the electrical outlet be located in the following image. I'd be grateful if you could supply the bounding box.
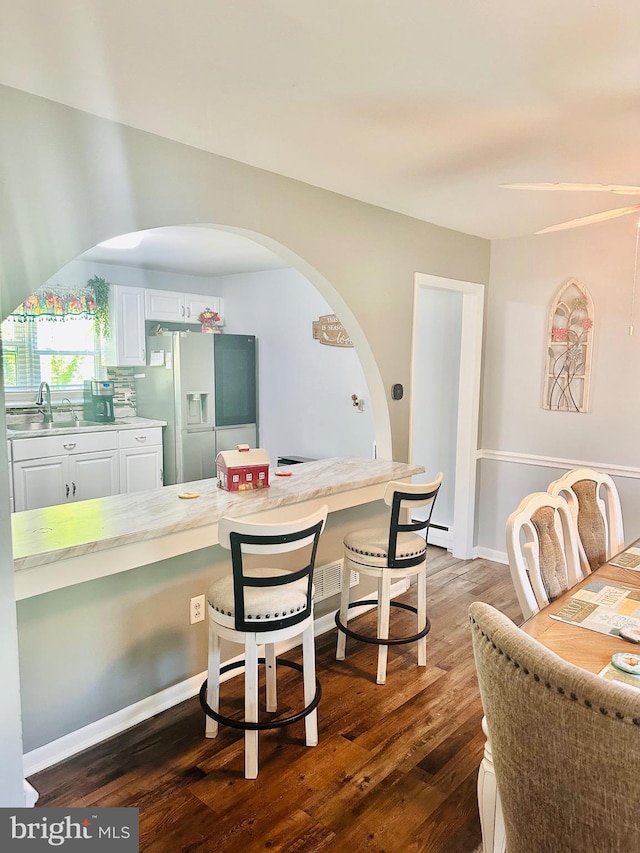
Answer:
[190,594,206,625]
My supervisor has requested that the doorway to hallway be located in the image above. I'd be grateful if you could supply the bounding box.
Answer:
[410,273,484,559]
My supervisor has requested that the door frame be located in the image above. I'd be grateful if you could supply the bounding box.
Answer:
[410,273,485,559]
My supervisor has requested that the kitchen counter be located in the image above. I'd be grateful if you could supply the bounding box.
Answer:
[12,457,424,599]
[6,415,166,438]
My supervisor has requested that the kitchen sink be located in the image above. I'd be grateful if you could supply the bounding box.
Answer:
[7,419,103,431]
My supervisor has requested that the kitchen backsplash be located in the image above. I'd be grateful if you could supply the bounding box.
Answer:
[5,369,138,418]
[105,367,137,417]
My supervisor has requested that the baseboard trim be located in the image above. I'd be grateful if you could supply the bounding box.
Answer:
[475,546,508,565]
[428,528,452,550]
[23,579,408,777]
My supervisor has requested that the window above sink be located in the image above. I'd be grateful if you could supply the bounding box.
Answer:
[2,313,104,409]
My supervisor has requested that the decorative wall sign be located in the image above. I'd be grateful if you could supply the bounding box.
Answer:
[312,314,353,348]
[543,278,594,413]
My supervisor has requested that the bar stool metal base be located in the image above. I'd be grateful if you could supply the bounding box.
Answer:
[199,657,322,731]
[335,599,431,646]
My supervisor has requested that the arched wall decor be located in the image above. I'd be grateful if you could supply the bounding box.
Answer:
[543,277,594,413]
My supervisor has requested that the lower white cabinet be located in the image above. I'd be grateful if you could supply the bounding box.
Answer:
[11,425,163,511]
[119,427,163,493]
[12,433,120,511]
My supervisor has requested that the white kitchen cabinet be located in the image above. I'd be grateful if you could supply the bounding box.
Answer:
[68,451,119,502]
[13,456,68,511]
[102,285,146,367]
[12,432,120,511]
[144,288,223,324]
[185,293,222,324]
[13,451,119,510]
[10,425,164,511]
[118,427,163,493]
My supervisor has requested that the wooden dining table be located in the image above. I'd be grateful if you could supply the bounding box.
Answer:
[521,558,640,670]
[478,550,640,853]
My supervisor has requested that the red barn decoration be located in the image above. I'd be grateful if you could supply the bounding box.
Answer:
[216,445,270,492]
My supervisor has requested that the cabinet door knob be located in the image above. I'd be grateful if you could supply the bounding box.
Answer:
[72,482,76,496]
[63,442,76,450]
[180,304,185,317]
[65,483,70,498]
[135,435,147,442]
[187,306,191,318]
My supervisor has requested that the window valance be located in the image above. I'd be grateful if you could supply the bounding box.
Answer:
[10,277,110,338]
[11,285,97,322]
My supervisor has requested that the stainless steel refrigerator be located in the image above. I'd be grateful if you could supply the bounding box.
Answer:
[135,332,258,485]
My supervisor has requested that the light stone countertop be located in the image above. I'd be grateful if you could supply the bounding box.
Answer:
[7,415,166,439]
[12,457,424,577]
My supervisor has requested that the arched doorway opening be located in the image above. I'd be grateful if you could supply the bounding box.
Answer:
[2,223,391,510]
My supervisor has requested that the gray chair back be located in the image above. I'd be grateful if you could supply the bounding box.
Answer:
[470,601,640,853]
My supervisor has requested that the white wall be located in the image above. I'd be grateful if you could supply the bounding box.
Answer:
[210,268,375,461]
[478,216,640,556]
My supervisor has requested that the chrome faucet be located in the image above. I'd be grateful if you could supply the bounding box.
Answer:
[35,381,53,423]
[62,397,79,423]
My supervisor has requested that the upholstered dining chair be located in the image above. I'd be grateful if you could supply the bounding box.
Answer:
[505,491,583,621]
[335,473,442,684]
[469,600,640,853]
[200,505,328,779]
[548,467,625,574]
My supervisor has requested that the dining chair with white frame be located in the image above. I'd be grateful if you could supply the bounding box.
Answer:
[505,491,584,621]
[548,466,624,574]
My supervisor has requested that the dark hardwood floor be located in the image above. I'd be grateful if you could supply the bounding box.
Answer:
[29,547,520,852]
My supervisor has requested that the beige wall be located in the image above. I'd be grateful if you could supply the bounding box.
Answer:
[0,84,489,462]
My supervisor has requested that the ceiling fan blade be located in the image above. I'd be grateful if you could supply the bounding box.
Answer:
[502,182,640,194]
[536,204,640,234]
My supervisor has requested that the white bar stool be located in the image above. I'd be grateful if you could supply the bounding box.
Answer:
[200,505,328,779]
[335,474,442,684]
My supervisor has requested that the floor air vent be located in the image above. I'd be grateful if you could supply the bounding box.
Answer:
[313,559,358,602]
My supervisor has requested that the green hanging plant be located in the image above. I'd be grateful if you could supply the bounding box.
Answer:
[87,275,111,339]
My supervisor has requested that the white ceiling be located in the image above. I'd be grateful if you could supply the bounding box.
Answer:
[3,1,640,243]
[80,226,287,277]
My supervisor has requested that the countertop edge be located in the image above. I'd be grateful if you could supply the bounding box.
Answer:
[7,416,166,439]
[13,458,425,571]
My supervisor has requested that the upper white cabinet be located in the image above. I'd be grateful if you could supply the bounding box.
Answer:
[144,289,223,324]
[102,285,146,367]
[102,288,224,367]
[185,293,223,324]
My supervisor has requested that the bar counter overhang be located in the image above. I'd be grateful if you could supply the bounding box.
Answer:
[12,457,424,600]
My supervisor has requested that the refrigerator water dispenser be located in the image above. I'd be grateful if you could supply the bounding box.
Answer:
[186,392,209,425]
